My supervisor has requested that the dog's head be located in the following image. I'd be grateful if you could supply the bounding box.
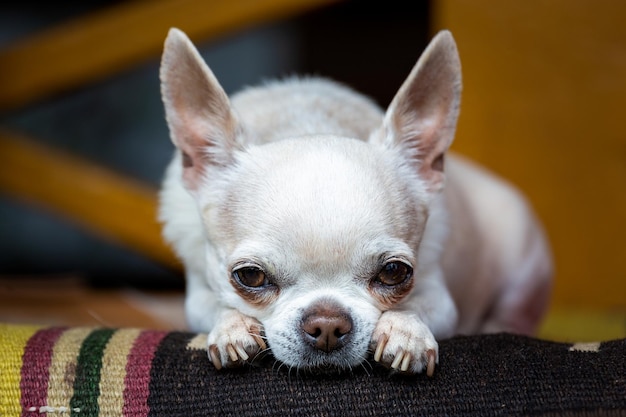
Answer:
[160,29,461,370]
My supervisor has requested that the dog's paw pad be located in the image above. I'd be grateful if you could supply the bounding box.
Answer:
[371,311,438,376]
[207,312,266,369]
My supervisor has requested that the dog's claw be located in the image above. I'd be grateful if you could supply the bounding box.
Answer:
[426,349,436,377]
[250,324,267,351]
[235,344,249,361]
[390,350,404,369]
[226,344,238,361]
[401,352,412,372]
[374,333,389,362]
[208,344,222,370]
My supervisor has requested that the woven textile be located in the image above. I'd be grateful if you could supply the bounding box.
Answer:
[0,323,624,417]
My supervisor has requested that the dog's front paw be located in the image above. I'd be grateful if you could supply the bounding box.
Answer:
[207,310,266,370]
[371,311,438,376]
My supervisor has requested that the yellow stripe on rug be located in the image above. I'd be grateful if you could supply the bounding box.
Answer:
[46,327,94,412]
[98,328,141,416]
[0,323,42,417]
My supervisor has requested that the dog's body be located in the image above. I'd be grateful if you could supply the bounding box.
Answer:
[159,28,552,375]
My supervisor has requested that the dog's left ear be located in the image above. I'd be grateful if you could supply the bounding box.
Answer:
[160,28,240,191]
[375,30,462,193]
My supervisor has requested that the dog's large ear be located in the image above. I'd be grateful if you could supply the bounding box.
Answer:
[376,30,461,193]
[160,28,239,190]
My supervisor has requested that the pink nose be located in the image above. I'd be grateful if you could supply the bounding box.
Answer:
[301,301,353,353]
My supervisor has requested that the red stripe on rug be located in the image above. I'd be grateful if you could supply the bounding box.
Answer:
[122,330,167,417]
[19,327,66,416]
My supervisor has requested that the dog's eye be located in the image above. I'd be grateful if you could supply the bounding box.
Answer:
[376,261,413,286]
[233,267,269,288]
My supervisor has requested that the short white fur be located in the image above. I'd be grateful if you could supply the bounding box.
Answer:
[159,28,553,375]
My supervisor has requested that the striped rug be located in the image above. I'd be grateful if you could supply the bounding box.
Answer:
[1,325,167,417]
[1,323,624,417]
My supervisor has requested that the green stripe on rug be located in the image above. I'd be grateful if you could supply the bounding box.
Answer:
[70,328,115,417]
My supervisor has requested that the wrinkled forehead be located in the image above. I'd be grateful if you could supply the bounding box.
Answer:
[220,137,426,256]
[241,139,393,223]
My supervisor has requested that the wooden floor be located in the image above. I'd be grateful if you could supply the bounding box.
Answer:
[1,275,624,342]
[0,276,186,330]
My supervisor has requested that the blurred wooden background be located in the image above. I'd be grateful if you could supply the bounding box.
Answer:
[0,0,624,340]
[434,0,626,316]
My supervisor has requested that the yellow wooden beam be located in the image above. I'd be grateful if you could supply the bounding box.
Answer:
[0,129,179,270]
[0,0,340,111]
[432,0,626,312]
[539,308,626,343]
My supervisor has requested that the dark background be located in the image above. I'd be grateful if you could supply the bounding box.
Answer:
[0,0,430,289]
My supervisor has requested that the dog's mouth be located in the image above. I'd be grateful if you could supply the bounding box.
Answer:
[265,343,369,375]
[263,298,376,372]
[265,329,371,374]
[242,331,373,374]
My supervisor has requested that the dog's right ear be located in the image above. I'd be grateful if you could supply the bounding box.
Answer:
[160,28,240,190]
[373,30,462,194]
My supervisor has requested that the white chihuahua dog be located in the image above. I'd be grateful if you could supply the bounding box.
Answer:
[159,28,552,375]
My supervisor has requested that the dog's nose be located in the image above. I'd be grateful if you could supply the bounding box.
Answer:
[301,301,353,353]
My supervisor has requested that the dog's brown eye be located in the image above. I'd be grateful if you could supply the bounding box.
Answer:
[233,267,268,288]
[376,261,412,286]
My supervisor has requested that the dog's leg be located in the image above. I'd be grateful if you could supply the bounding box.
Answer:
[184,271,267,369]
[371,311,439,376]
[371,267,458,375]
[481,238,553,335]
[205,308,267,369]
